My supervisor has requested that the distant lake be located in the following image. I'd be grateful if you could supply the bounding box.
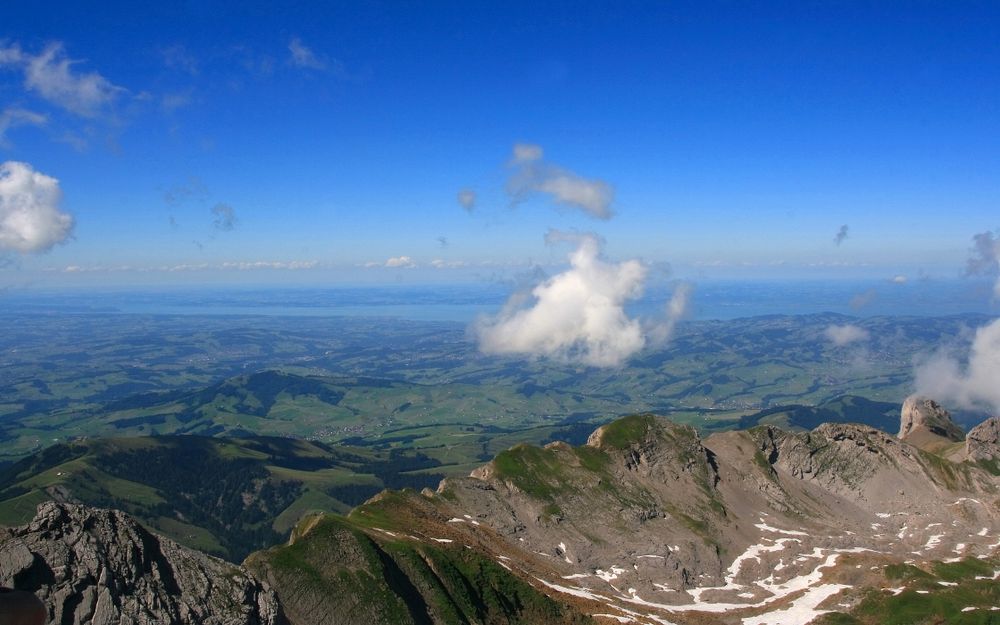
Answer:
[5,279,997,322]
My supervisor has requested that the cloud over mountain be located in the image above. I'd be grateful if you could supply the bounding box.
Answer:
[648,282,693,346]
[474,231,646,366]
[0,161,74,253]
[506,143,614,219]
[914,231,1000,415]
[824,324,869,346]
[966,230,1000,297]
[915,319,1000,415]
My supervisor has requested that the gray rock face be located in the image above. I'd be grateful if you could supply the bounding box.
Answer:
[966,416,1000,462]
[898,395,965,446]
[0,502,284,625]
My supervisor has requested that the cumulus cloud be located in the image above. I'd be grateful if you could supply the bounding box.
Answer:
[966,230,1000,297]
[210,203,237,231]
[0,42,124,117]
[915,319,1000,415]
[890,275,908,284]
[506,143,614,219]
[474,231,646,367]
[0,161,74,253]
[0,107,46,146]
[824,324,870,347]
[833,224,849,246]
[457,188,476,212]
[648,282,694,346]
[288,37,326,70]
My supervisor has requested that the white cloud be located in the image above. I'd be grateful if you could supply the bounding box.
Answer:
[211,203,237,231]
[966,230,1000,297]
[430,259,467,269]
[0,42,124,117]
[648,282,693,346]
[457,188,476,212]
[0,107,46,146]
[0,161,74,253]
[385,256,416,268]
[474,231,646,367]
[824,324,870,347]
[288,37,326,70]
[914,318,1000,414]
[506,143,614,219]
[890,275,908,284]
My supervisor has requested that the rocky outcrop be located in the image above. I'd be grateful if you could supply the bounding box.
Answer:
[0,502,284,625]
[966,416,1000,463]
[898,395,965,450]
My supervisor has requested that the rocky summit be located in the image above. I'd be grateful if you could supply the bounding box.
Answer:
[897,394,966,451]
[0,502,283,625]
[966,416,1000,464]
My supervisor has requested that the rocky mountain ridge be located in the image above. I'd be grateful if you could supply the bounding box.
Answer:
[3,403,1000,625]
[0,502,283,625]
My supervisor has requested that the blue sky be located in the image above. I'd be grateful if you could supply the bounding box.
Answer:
[1,1,999,288]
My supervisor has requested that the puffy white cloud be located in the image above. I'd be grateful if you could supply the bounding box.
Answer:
[915,318,1000,415]
[211,203,237,231]
[457,188,476,212]
[834,224,849,246]
[506,143,614,219]
[0,107,46,146]
[0,161,74,253]
[0,42,124,117]
[474,232,646,367]
[890,275,908,284]
[824,324,870,347]
[288,37,325,70]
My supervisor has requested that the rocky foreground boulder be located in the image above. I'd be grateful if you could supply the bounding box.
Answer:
[0,502,284,625]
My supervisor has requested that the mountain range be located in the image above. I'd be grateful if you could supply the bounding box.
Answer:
[2,398,999,624]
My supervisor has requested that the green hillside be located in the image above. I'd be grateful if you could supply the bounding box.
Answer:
[0,435,446,561]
